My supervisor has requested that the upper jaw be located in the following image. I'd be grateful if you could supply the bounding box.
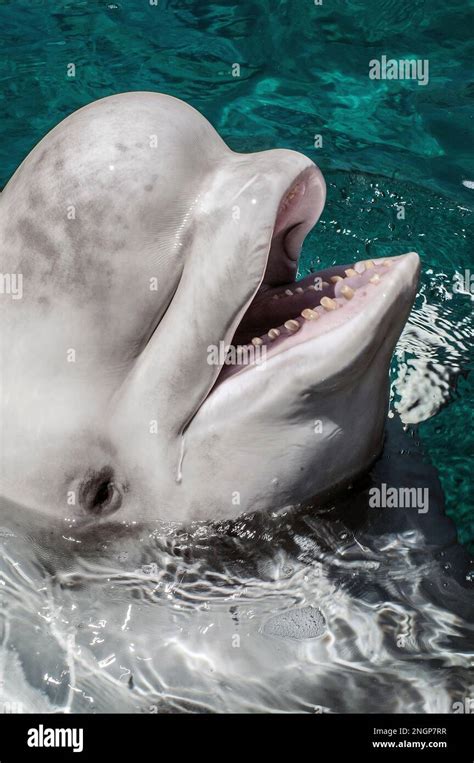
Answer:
[262,163,326,285]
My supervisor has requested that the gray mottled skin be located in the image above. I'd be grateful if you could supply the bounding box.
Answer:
[0,92,419,529]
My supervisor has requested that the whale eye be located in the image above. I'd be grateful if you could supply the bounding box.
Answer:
[79,468,123,517]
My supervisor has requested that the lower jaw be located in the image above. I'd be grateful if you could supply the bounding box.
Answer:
[216,256,396,385]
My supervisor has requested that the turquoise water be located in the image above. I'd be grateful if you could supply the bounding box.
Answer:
[0,0,472,548]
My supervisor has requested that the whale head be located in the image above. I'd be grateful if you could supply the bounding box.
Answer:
[0,92,420,529]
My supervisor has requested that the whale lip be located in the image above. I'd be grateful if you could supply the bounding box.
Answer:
[261,164,326,288]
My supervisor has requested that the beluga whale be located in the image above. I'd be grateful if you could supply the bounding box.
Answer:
[0,92,420,530]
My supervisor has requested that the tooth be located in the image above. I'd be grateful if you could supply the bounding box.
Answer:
[322,281,329,288]
[345,268,357,277]
[308,285,318,291]
[365,260,375,268]
[369,274,381,284]
[355,261,366,274]
[252,337,263,346]
[285,289,293,296]
[272,294,280,300]
[301,308,318,320]
[295,287,304,294]
[268,328,281,340]
[284,319,300,331]
[341,285,354,300]
[321,296,338,311]
[330,276,343,283]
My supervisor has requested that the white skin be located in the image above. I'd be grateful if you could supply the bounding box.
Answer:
[0,92,420,530]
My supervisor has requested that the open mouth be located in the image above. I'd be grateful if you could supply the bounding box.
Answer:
[214,165,407,387]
